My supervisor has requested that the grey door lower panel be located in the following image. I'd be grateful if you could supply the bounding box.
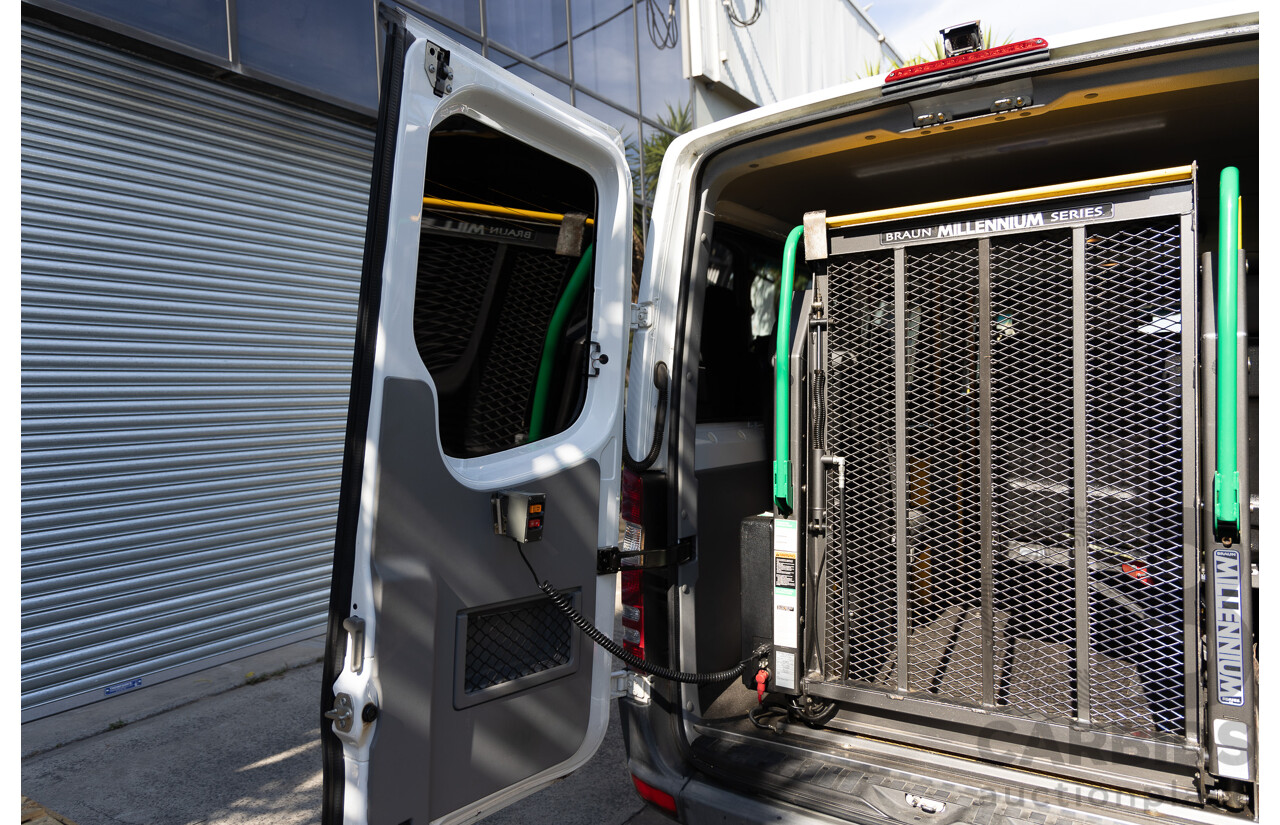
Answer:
[366,378,599,824]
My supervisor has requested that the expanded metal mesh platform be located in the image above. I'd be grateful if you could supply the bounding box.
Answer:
[807,175,1199,794]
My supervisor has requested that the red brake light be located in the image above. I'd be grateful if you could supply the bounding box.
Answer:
[621,468,643,524]
[631,774,677,814]
[621,568,645,659]
[884,38,1048,85]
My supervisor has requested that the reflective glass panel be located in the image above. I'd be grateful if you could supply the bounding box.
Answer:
[237,0,378,111]
[485,0,570,75]
[59,0,228,58]
[408,0,483,34]
[571,0,638,110]
[637,0,689,122]
[509,62,572,102]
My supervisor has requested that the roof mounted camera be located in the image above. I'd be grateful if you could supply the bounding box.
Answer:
[941,21,984,57]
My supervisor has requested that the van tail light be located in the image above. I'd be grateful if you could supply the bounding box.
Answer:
[631,774,678,814]
[620,468,645,661]
[884,37,1048,85]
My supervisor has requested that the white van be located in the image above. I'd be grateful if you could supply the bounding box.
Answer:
[321,6,1259,824]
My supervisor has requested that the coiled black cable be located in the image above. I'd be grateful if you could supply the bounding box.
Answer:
[516,541,770,684]
[811,369,826,450]
[724,0,761,27]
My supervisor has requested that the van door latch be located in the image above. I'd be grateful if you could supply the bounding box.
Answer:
[426,42,453,96]
[325,693,355,733]
[598,537,695,573]
[587,342,607,376]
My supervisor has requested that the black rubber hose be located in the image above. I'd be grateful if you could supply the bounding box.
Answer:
[538,580,770,684]
[623,361,669,472]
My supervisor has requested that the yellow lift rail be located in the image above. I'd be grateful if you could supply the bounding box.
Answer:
[422,196,595,226]
[825,165,1195,229]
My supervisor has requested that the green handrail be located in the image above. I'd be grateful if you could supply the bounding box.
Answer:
[774,226,804,511]
[1214,168,1241,538]
[528,244,595,442]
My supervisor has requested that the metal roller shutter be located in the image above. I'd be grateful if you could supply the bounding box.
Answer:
[21,23,374,720]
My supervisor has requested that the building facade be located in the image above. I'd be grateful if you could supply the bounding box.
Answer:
[20,0,898,719]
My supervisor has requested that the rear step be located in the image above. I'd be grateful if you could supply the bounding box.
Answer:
[690,724,1246,825]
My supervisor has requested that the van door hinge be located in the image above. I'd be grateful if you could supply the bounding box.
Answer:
[611,669,652,704]
[425,42,453,96]
[630,302,654,329]
[597,537,695,574]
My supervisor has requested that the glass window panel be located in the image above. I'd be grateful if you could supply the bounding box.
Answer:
[637,1,689,122]
[236,0,378,111]
[429,21,483,53]
[437,24,482,54]
[493,44,570,82]
[484,0,570,75]
[571,0,638,110]
[407,0,483,34]
[58,0,228,58]
[509,62,571,102]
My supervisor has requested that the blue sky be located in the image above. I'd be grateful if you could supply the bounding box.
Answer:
[863,0,1242,61]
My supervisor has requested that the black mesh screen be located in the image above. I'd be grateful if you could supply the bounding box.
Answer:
[464,596,574,694]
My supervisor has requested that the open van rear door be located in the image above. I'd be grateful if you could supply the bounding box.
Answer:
[321,11,632,824]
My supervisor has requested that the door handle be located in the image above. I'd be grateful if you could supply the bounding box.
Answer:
[343,616,366,674]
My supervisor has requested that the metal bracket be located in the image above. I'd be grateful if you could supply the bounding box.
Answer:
[325,693,354,733]
[630,302,654,329]
[597,537,695,574]
[425,41,453,96]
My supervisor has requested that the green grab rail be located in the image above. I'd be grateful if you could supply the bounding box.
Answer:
[1214,167,1241,538]
[774,225,804,512]
[528,244,595,442]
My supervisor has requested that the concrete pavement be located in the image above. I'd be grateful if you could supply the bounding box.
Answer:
[22,639,670,825]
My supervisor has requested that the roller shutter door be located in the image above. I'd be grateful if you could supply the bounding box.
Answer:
[21,23,374,719]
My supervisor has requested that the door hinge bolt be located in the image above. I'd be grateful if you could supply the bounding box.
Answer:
[631,302,654,329]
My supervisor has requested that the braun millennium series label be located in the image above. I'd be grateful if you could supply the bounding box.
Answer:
[879,203,1114,245]
[1213,548,1246,707]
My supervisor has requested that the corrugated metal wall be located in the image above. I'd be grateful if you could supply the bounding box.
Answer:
[21,23,374,719]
